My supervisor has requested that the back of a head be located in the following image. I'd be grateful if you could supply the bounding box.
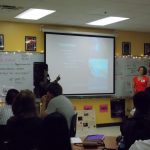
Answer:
[6,89,19,105]
[133,91,150,115]
[12,90,37,117]
[47,82,63,97]
[41,112,72,150]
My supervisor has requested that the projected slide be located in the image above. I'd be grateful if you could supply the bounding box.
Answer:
[45,32,115,95]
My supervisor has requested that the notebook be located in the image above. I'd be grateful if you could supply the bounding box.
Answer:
[83,134,105,148]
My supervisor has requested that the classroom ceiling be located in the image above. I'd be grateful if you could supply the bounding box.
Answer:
[0,0,150,32]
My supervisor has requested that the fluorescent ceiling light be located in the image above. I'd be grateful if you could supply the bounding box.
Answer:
[15,8,55,20]
[87,16,129,26]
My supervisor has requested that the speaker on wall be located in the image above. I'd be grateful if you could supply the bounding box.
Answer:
[33,62,47,97]
[33,62,47,86]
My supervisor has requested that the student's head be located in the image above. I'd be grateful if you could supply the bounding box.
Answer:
[46,82,63,98]
[5,89,19,105]
[133,91,150,115]
[138,66,147,75]
[41,112,72,150]
[12,90,37,117]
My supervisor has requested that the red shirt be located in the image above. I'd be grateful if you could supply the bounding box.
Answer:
[133,76,149,94]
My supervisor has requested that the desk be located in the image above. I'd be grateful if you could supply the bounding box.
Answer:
[72,136,118,150]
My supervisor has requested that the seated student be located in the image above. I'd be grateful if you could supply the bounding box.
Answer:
[0,89,19,125]
[129,139,150,150]
[40,82,75,129]
[120,91,150,150]
[129,87,150,117]
[7,90,42,150]
[40,112,72,150]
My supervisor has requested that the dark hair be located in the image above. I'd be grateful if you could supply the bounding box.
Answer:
[138,66,147,75]
[133,91,150,115]
[43,64,48,71]
[40,112,72,150]
[47,82,62,97]
[6,89,19,105]
[12,90,37,117]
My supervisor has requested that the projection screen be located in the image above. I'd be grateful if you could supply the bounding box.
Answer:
[45,32,115,95]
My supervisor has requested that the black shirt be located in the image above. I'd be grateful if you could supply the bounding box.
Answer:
[7,116,42,150]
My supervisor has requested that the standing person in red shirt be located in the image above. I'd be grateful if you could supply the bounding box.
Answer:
[133,66,150,94]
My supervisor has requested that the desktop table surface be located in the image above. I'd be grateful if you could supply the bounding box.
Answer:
[72,136,118,150]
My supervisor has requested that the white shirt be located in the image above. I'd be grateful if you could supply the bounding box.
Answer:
[0,104,13,124]
[129,140,150,150]
[46,95,75,128]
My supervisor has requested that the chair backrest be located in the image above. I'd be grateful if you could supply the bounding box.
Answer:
[70,113,77,137]
[0,125,8,141]
[0,125,8,150]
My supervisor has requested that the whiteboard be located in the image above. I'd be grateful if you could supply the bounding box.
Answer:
[115,57,150,97]
[0,51,149,98]
[0,52,44,96]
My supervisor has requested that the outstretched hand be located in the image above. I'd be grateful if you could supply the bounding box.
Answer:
[41,95,49,103]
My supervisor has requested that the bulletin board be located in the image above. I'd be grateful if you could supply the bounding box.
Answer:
[76,110,96,135]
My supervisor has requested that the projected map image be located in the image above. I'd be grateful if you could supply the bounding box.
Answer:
[88,59,108,78]
[88,58,109,92]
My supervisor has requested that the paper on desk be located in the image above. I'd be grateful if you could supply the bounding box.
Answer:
[71,137,82,144]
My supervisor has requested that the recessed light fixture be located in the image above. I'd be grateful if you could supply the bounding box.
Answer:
[15,8,55,20]
[87,16,129,26]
